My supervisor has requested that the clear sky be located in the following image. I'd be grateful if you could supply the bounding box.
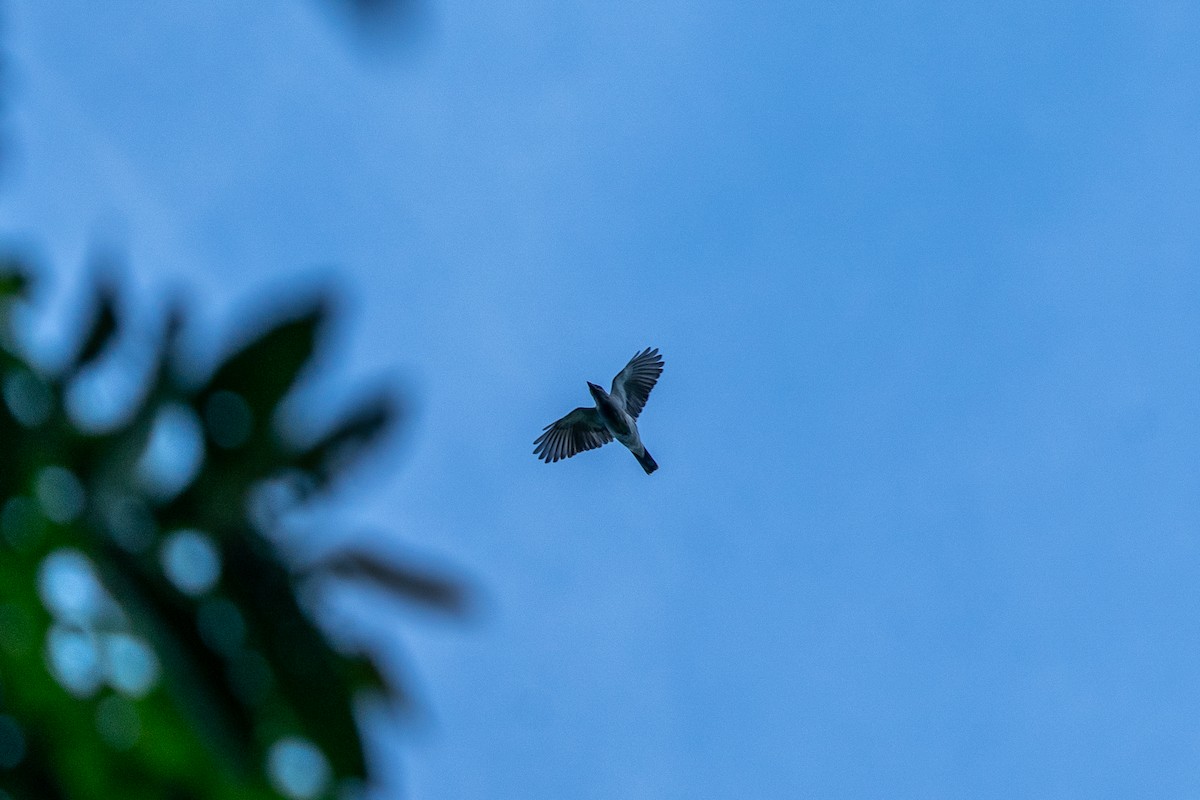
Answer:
[3,1,1200,797]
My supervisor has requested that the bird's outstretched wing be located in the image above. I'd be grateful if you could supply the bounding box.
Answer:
[610,347,664,419]
[533,407,613,463]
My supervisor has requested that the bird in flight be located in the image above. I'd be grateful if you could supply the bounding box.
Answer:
[533,347,665,474]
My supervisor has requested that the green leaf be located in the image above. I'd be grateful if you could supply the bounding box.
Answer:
[220,532,368,780]
[310,548,468,615]
[200,299,329,420]
[69,280,120,374]
[296,391,397,489]
[0,263,33,353]
[94,545,261,772]
[0,268,31,300]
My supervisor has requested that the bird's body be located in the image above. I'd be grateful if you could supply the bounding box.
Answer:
[534,347,664,474]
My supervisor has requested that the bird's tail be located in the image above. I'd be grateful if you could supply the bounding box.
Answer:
[634,448,658,475]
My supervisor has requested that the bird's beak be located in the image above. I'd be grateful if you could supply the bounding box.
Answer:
[586,382,601,392]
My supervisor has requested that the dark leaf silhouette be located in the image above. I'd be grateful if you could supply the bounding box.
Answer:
[310,548,469,614]
[201,299,327,420]
[295,390,397,491]
[67,279,119,376]
[0,266,29,299]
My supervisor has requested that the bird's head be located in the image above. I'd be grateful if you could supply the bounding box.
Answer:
[586,381,604,398]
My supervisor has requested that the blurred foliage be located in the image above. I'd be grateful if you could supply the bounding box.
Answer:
[0,261,464,800]
[315,0,428,55]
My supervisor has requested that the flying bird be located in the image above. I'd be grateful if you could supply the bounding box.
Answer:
[533,347,665,474]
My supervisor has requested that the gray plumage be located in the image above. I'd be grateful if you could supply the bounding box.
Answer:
[533,347,664,474]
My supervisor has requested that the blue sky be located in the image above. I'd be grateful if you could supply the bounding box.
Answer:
[3,1,1200,797]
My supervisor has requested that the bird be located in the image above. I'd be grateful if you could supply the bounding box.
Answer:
[533,347,665,474]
